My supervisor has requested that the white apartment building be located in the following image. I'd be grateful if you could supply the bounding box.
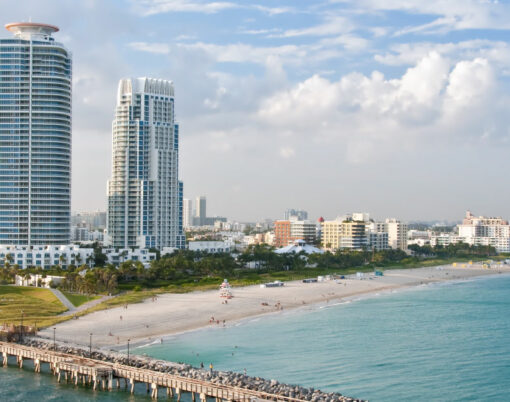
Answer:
[107,78,185,250]
[101,248,156,266]
[183,199,193,228]
[0,23,72,245]
[289,220,317,244]
[15,274,64,288]
[188,241,232,253]
[321,214,396,251]
[0,245,94,269]
[385,219,408,250]
[430,211,510,253]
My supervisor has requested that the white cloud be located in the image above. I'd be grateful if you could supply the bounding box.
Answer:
[274,16,354,38]
[129,41,170,54]
[333,0,510,33]
[258,53,507,163]
[131,0,238,15]
[280,147,295,158]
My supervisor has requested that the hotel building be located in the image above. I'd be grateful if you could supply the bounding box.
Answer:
[0,22,72,245]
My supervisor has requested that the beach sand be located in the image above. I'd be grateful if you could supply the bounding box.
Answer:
[40,264,510,348]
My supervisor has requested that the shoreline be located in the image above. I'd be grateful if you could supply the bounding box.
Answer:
[39,263,510,350]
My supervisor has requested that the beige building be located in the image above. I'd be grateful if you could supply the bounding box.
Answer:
[321,219,342,250]
[385,219,408,250]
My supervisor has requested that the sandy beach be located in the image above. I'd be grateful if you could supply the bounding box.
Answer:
[40,263,510,348]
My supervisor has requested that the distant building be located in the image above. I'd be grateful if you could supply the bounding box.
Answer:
[385,219,408,250]
[71,211,107,230]
[188,241,232,253]
[274,219,316,247]
[71,224,104,243]
[284,209,308,221]
[430,211,510,253]
[102,248,157,267]
[322,213,390,251]
[183,199,193,228]
[15,274,64,288]
[340,218,368,250]
[195,196,207,226]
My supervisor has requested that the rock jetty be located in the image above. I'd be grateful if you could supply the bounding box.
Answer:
[23,337,365,402]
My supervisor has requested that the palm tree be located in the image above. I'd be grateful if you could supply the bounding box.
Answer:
[59,254,67,269]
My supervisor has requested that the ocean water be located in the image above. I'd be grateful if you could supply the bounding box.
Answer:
[1,274,510,401]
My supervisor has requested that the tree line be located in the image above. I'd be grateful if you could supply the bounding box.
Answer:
[1,242,498,294]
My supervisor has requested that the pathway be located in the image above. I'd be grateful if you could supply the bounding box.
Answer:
[49,288,75,311]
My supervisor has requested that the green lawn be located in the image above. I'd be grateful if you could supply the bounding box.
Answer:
[60,291,99,307]
[0,286,68,328]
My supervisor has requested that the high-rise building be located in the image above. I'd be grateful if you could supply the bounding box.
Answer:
[0,22,72,245]
[384,218,408,250]
[284,209,308,221]
[183,198,192,228]
[107,77,184,249]
[195,196,206,226]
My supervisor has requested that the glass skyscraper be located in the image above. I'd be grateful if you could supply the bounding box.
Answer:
[0,23,72,245]
[107,78,184,249]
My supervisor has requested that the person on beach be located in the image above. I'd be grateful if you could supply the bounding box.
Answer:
[200,362,204,369]
[209,363,213,373]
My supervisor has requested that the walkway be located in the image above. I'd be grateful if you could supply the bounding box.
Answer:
[50,288,75,312]
[50,290,112,315]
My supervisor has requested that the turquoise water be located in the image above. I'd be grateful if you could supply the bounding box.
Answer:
[1,274,510,401]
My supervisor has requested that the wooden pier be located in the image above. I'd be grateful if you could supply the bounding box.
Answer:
[0,342,306,401]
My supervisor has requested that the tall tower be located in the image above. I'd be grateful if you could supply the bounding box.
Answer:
[0,23,72,245]
[107,77,184,249]
[195,196,206,226]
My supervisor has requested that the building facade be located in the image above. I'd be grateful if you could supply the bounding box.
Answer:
[284,209,308,221]
[0,22,72,245]
[0,244,93,269]
[274,219,316,247]
[188,241,232,253]
[107,78,185,250]
[183,198,193,228]
[385,218,408,250]
[430,211,510,253]
[194,196,206,226]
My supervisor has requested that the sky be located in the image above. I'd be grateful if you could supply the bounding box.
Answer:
[1,0,510,222]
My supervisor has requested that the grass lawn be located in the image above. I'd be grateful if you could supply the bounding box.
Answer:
[60,291,99,307]
[0,285,69,328]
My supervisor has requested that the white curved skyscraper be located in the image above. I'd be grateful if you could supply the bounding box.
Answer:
[107,78,184,249]
[0,22,72,245]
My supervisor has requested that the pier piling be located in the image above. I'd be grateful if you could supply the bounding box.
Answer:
[0,341,342,402]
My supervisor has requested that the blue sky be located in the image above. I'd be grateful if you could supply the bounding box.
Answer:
[2,0,510,221]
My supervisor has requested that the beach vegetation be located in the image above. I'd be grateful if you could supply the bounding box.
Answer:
[0,285,68,327]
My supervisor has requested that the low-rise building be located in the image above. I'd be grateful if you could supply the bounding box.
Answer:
[188,241,232,253]
[101,248,157,266]
[15,274,64,288]
[0,245,94,269]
